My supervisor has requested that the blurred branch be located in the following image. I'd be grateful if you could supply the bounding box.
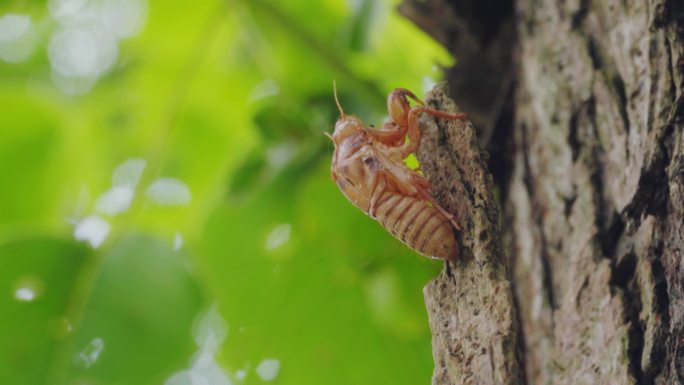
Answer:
[123,2,229,221]
[150,1,230,166]
[247,0,386,104]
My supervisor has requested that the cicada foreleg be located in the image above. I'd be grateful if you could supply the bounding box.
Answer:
[365,88,423,147]
[400,107,467,159]
[368,88,465,149]
[365,123,406,147]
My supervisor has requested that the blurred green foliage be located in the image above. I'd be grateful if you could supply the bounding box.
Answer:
[0,0,453,384]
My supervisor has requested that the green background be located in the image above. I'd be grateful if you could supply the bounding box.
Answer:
[0,0,452,384]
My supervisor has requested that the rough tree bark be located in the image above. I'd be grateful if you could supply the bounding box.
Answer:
[402,0,684,384]
[417,84,523,385]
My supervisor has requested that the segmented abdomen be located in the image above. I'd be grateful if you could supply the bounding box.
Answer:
[371,192,456,260]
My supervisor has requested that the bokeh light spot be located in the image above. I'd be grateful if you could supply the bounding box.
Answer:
[74,337,104,368]
[112,158,147,188]
[13,276,43,302]
[0,13,37,63]
[73,215,111,248]
[256,359,280,381]
[95,186,134,216]
[48,23,118,78]
[146,178,192,206]
[265,224,291,251]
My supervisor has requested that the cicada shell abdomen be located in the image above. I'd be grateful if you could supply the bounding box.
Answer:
[371,192,457,260]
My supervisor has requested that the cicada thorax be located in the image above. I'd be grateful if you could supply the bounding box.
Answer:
[332,136,387,213]
[370,191,457,260]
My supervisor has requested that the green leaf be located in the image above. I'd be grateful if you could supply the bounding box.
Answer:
[0,96,63,228]
[59,236,204,385]
[0,236,204,385]
[0,238,89,385]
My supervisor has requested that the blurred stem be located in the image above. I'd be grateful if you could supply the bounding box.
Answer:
[146,1,230,178]
[116,3,228,236]
[247,0,387,105]
[48,4,229,383]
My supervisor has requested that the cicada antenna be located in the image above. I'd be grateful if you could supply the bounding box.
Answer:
[333,80,344,116]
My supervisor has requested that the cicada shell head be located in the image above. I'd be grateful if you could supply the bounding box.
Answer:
[330,81,367,145]
[332,116,366,144]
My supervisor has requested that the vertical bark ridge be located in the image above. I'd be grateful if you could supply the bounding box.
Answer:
[416,83,524,385]
[508,0,683,383]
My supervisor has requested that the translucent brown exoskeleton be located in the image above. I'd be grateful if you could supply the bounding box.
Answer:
[329,83,466,261]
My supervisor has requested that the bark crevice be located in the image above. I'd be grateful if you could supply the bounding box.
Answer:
[613,254,646,384]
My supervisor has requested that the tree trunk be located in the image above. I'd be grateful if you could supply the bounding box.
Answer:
[402,0,684,384]
[417,84,524,385]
